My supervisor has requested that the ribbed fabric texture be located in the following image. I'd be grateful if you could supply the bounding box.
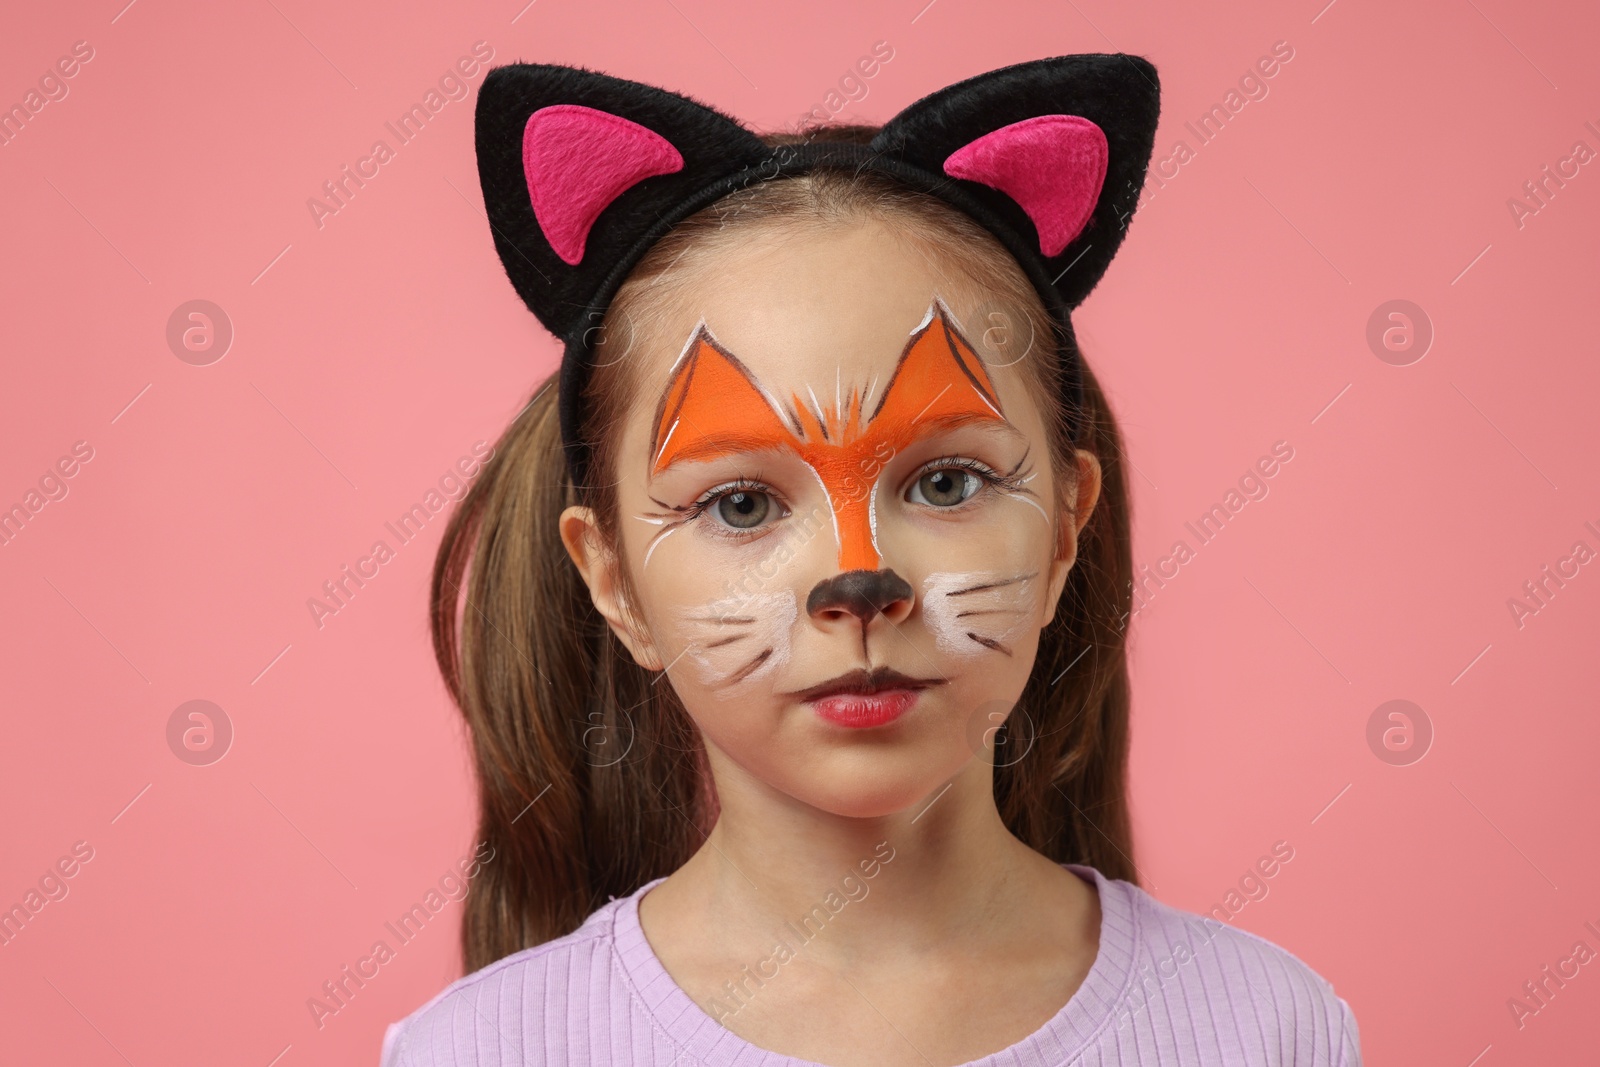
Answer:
[380,864,1360,1066]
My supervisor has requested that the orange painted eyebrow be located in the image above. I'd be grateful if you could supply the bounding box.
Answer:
[651,408,1025,478]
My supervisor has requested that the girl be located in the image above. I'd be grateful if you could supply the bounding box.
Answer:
[382,54,1360,1066]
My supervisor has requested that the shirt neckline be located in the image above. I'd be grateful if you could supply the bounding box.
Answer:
[610,862,1139,1067]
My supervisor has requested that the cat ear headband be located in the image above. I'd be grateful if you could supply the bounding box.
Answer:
[473,54,1161,487]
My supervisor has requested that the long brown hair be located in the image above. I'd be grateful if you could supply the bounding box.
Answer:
[432,125,1138,972]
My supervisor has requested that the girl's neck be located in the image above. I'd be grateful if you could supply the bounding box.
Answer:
[643,752,1090,963]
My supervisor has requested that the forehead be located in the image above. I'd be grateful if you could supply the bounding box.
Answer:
[629,218,999,403]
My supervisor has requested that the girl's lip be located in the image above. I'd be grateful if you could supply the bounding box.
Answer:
[809,688,920,728]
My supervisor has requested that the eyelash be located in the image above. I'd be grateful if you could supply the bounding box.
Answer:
[683,455,1023,536]
[906,455,1026,502]
[684,477,787,538]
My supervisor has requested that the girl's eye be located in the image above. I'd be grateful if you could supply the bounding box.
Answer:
[713,489,773,529]
[908,468,983,507]
[686,479,787,535]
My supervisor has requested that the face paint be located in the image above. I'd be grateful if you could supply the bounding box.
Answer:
[669,589,799,697]
[919,570,1041,659]
[646,296,1011,572]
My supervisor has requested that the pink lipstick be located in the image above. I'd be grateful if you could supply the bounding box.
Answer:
[810,688,920,728]
[791,666,944,729]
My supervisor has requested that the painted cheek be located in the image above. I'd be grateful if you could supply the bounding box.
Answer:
[670,589,799,696]
[919,571,1039,658]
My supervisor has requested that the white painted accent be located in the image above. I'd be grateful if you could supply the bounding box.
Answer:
[919,571,1037,657]
[932,292,966,334]
[673,588,799,695]
[1003,491,1052,526]
[652,417,680,469]
[805,383,827,429]
[867,474,881,565]
[803,461,841,555]
[973,389,1003,420]
[665,318,709,378]
[641,523,681,571]
[862,373,880,414]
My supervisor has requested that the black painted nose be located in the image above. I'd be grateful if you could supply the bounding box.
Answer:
[806,569,914,624]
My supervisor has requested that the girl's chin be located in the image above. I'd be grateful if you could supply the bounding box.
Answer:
[781,758,970,820]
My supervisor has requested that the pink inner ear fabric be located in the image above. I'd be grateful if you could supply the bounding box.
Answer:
[522,104,685,266]
[942,114,1109,257]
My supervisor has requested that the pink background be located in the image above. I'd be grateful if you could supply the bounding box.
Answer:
[3,0,1597,1062]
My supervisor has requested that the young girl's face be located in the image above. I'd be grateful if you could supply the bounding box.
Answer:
[562,216,1099,819]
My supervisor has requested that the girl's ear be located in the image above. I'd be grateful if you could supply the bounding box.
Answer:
[558,505,664,671]
[1042,449,1103,626]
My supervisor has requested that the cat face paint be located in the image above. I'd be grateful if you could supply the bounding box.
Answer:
[642,296,1022,573]
[599,219,1079,818]
[663,588,798,698]
[919,570,1042,660]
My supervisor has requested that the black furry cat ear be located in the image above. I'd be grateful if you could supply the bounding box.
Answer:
[474,55,1160,343]
[869,54,1160,311]
[474,64,769,345]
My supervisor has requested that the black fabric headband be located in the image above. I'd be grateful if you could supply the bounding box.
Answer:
[472,54,1161,487]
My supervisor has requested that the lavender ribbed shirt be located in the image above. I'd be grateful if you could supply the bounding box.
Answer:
[381,864,1360,1066]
